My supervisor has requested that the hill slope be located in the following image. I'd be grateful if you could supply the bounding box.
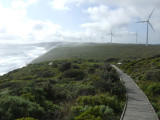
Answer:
[31,43,160,64]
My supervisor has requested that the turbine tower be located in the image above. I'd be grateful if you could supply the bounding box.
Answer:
[136,9,155,46]
[107,29,115,44]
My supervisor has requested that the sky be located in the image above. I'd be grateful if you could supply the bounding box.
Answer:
[0,0,160,44]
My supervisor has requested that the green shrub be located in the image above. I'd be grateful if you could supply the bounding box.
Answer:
[76,94,121,114]
[52,63,58,67]
[59,62,71,72]
[104,63,113,71]
[92,64,100,68]
[37,70,55,78]
[88,67,96,74]
[21,93,35,102]
[74,105,116,120]
[44,84,66,102]
[93,71,125,95]
[147,83,160,95]
[63,69,85,80]
[72,65,80,69]
[66,84,95,100]
[44,100,61,118]
[0,96,44,120]
[88,59,94,62]
[143,69,160,82]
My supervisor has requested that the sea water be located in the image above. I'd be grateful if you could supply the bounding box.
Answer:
[0,44,46,75]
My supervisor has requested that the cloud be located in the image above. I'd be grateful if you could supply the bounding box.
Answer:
[81,5,133,33]
[50,0,70,10]
[0,1,62,44]
[11,0,38,9]
[49,0,97,10]
[0,0,160,44]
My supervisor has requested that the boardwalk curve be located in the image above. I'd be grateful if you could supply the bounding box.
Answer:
[112,65,159,120]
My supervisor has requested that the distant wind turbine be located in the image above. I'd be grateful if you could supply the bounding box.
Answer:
[106,29,115,44]
[132,31,139,44]
[79,36,81,42]
[101,33,105,43]
[136,9,155,46]
[89,34,92,42]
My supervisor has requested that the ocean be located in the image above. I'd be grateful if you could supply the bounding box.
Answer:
[0,42,61,76]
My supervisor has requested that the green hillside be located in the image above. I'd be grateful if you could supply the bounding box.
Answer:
[32,43,160,64]
[0,59,125,120]
[1,43,160,119]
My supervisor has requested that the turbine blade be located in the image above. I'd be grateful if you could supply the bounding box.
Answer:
[148,22,155,32]
[135,21,147,23]
[148,9,155,20]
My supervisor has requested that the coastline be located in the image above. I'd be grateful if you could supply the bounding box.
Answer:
[0,42,63,76]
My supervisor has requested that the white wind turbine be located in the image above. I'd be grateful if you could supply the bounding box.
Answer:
[106,29,115,44]
[101,33,105,43]
[132,31,139,44]
[136,9,155,46]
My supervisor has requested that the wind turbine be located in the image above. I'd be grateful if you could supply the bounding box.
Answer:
[106,29,115,44]
[101,33,105,43]
[136,9,155,46]
[132,33,138,44]
[132,30,139,44]
[89,34,92,42]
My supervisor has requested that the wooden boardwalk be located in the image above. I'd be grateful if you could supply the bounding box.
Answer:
[112,65,159,120]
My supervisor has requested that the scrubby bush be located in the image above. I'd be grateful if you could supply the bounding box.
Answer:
[104,63,113,71]
[0,96,44,120]
[147,83,160,95]
[52,63,58,67]
[72,64,80,69]
[76,94,121,114]
[63,69,85,80]
[43,100,61,118]
[59,62,71,72]
[93,71,125,95]
[143,69,160,82]
[44,84,66,102]
[21,93,35,102]
[73,105,116,120]
[42,70,55,78]
[92,64,100,68]
[88,67,96,74]
[88,59,94,62]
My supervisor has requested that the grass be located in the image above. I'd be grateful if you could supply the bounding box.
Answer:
[31,43,160,64]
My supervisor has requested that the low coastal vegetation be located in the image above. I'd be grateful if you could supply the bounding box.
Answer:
[119,55,160,118]
[32,44,160,63]
[0,59,125,120]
